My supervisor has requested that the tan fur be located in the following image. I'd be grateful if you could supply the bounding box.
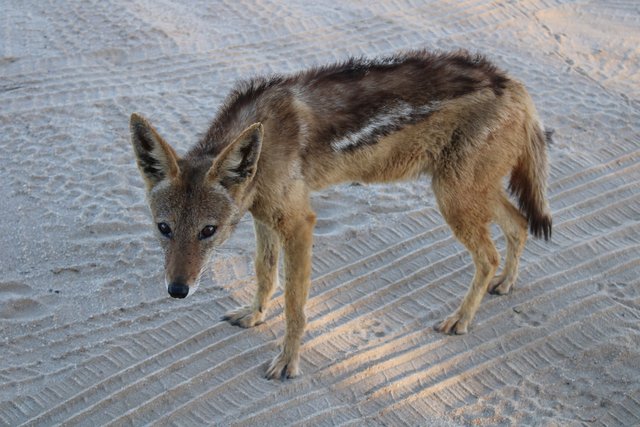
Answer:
[130,51,552,380]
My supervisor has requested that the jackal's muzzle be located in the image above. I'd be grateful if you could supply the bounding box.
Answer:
[167,282,189,299]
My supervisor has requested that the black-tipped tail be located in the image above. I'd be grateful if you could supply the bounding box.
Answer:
[509,125,553,241]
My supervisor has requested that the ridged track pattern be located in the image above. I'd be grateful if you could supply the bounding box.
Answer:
[1,0,638,426]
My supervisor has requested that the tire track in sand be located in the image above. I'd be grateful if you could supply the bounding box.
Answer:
[32,181,638,425]
[4,144,638,425]
[2,0,639,425]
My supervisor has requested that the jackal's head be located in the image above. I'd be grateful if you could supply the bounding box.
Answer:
[129,113,263,298]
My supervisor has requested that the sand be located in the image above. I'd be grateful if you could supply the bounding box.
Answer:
[1,0,639,425]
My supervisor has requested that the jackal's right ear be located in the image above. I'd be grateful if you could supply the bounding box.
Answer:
[130,113,180,191]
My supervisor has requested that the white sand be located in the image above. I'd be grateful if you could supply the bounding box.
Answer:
[1,0,639,425]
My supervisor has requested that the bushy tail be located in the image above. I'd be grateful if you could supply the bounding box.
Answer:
[509,120,553,240]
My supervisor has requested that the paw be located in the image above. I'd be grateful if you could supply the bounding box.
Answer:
[488,275,514,295]
[221,305,265,328]
[265,350,300,380]
[435,311,469,335]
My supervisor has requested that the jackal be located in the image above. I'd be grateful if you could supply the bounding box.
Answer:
[130,50,552,380]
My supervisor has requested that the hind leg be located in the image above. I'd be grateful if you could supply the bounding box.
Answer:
[433,182,500,335]
[489,193,528,295]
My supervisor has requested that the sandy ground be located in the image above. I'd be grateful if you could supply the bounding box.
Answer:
[1,0,639,425]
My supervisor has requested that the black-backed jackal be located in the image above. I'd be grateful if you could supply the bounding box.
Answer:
[130,50,552,380]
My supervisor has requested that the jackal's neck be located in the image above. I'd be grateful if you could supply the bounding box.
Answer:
[189,77,283,160]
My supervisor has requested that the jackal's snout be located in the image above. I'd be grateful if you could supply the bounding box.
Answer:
[167,282,189,299]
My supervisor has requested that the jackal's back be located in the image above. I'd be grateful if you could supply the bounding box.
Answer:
[192,50,509,158]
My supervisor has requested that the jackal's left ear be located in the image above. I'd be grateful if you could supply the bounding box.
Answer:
[210,123,263,189]
[130,113,180,191]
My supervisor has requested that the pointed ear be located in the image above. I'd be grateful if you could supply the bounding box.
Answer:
[130,113,180,191]
[209,123,263,189]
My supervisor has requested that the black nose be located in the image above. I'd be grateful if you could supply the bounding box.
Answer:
[168,283,189,299]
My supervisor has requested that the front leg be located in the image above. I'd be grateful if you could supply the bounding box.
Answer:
[265,210,316,380]
[223,219,280,328]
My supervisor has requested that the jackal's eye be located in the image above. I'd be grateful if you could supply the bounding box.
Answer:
[157,222,172,238]
[199,225,217,240]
